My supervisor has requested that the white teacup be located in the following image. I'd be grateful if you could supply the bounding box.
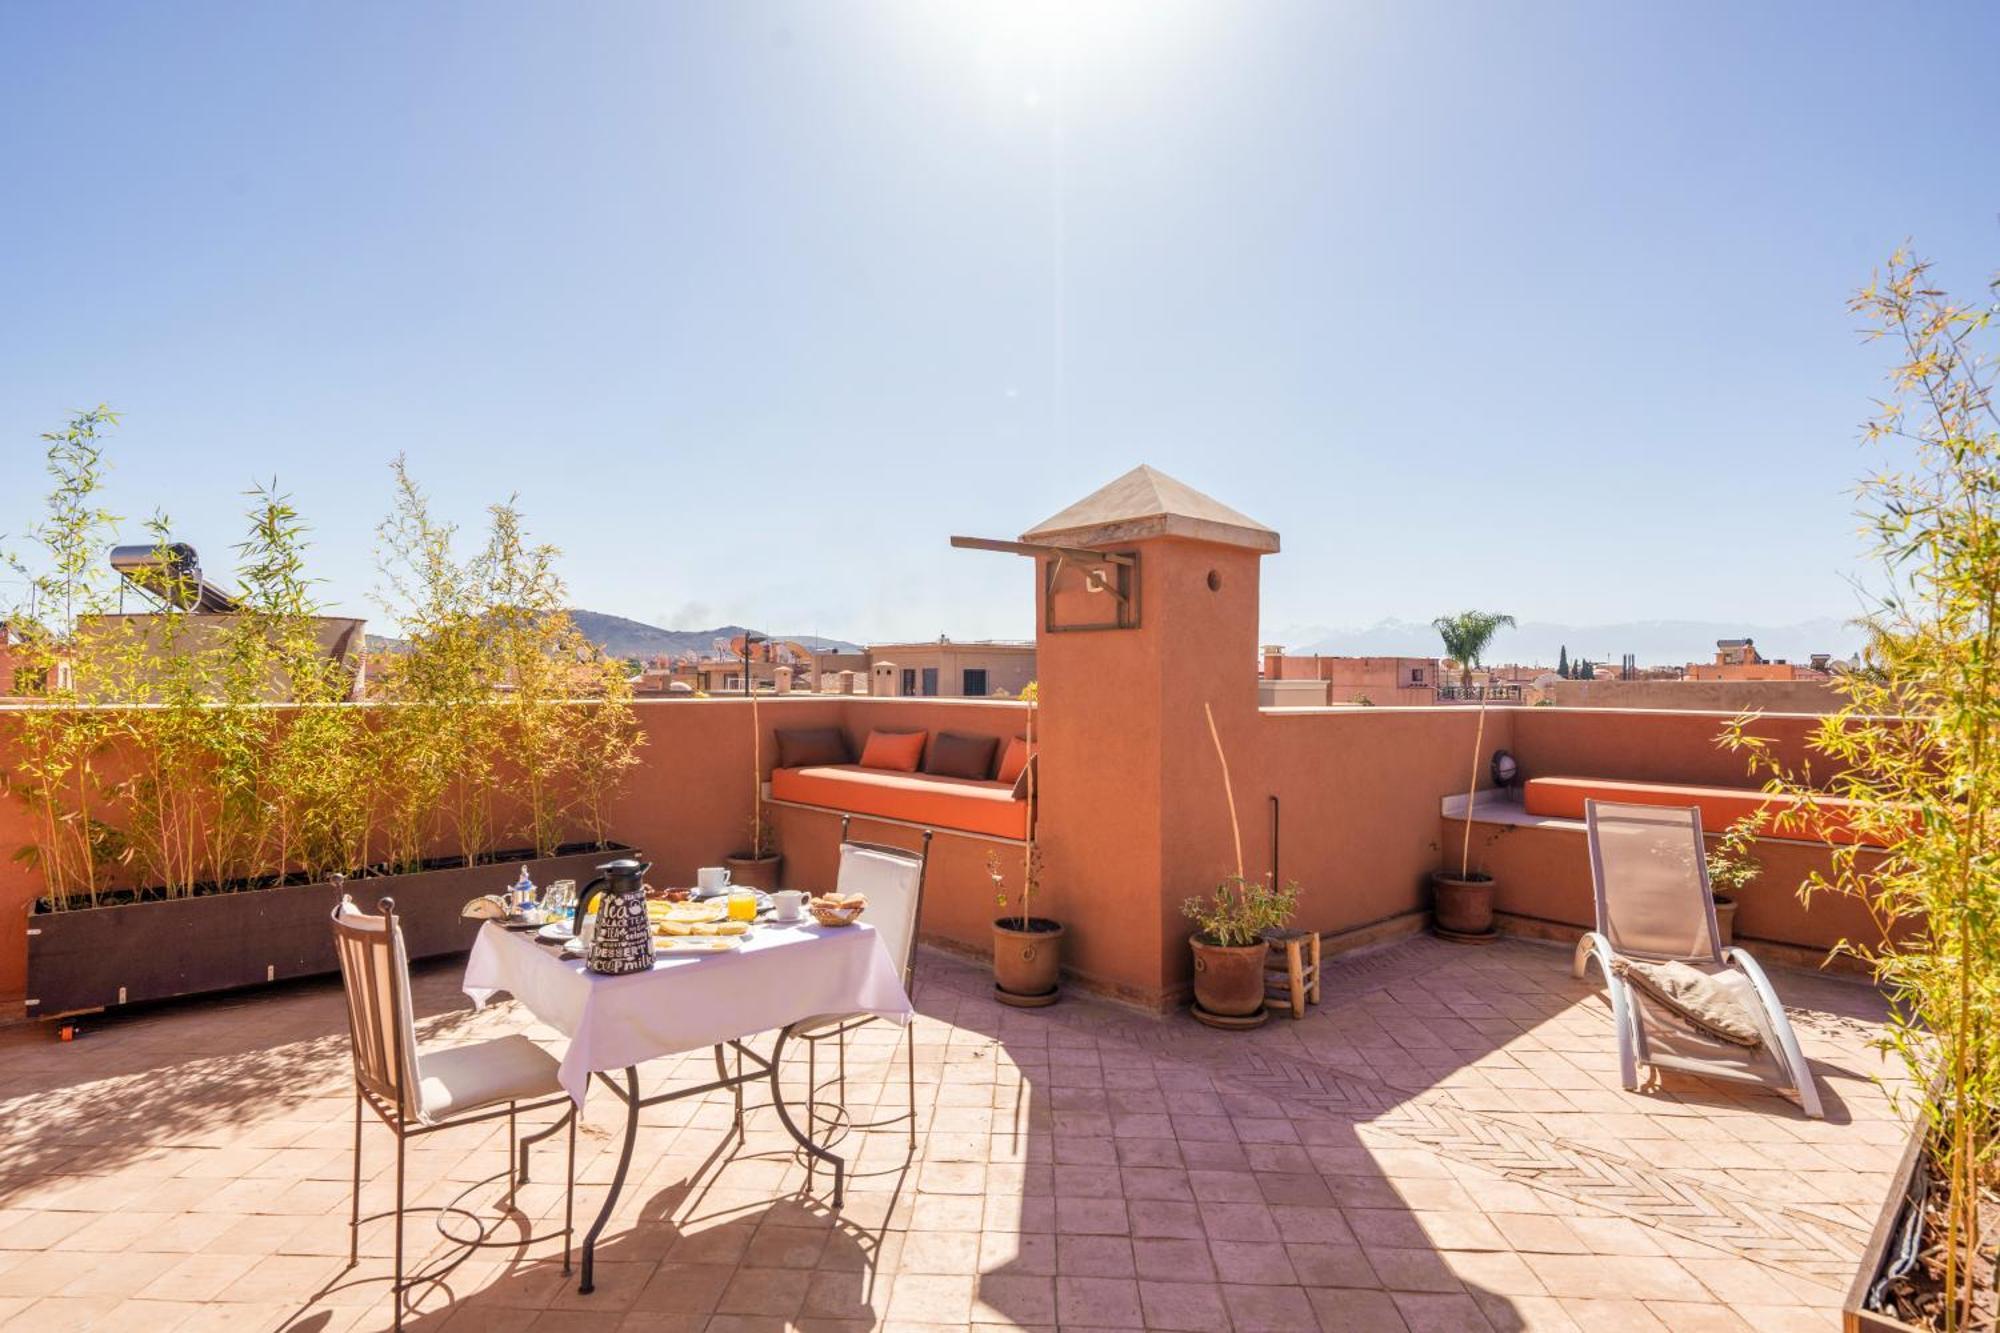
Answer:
[772,890,806,922]
[696,866,732,895]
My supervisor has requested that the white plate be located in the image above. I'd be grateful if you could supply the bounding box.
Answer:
[537,922,574,942]
[653,935,742,954]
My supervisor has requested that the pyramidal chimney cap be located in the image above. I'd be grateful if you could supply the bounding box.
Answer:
[1020,464,1279,553]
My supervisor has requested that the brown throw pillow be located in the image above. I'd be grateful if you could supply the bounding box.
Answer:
[775,727,851,769]
[1611,958,1762,1047]
[926,731,999,781]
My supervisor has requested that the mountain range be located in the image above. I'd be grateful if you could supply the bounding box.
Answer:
[565,611,860,661]
[367,611,860,660]
[1277,617,1866,667]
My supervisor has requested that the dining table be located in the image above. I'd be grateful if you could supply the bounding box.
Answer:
[461,913,911,1293]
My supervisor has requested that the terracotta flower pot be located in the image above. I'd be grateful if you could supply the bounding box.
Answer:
[1713,896,1737,948]
[724,854,782,892]
[993,917,1064,998]
[1189,936,1270,1017]
[1431,870,1494,937]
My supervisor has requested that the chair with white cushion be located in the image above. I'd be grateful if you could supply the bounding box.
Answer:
[331,895,577,1329]
[1571,801,1823,1118]
[784,817,930,1200]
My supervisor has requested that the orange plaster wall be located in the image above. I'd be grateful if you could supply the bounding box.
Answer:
[1260,706,1517,933]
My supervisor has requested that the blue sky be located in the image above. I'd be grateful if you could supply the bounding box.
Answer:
[3,2,1996,647]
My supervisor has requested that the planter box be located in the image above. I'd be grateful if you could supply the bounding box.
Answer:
[1845,1108,1932,1332]
[26,847,622,1019]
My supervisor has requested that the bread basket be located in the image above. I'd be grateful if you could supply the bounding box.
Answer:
[809,897,867,928]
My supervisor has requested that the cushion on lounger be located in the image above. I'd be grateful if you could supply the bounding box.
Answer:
[1611,958,1763,1047]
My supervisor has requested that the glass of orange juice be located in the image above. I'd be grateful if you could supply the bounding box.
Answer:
[727,889,758,922]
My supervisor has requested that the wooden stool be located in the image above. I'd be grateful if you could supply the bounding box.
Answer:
[1261,927,1322,1019]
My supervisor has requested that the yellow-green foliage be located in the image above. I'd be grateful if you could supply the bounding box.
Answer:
[7,431,641,909]
[1724,251,1999,1330]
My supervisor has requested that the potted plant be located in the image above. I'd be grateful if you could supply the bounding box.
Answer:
[724,687,782,890]
[12,431,640,1018]
[989,847,1061,1004]
[1180,702,1300,1024]
[1431,610,1515,940]
[1182,875,1297,1021]
[1702,814,1763,947]
[1723,252,1999,1331]
[989,682,1058,1004]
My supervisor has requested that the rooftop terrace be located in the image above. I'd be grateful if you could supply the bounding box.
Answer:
[0,936,1898,1332]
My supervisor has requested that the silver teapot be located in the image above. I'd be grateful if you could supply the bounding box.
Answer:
[572,858,654,975]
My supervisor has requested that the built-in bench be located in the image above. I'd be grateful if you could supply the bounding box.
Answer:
[765,725,1033,843]
[1521,777,1893,848]
[771,765,1027,841]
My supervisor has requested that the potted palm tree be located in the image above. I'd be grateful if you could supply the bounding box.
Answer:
[1431,610,1515,940]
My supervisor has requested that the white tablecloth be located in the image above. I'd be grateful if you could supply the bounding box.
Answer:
[462,919,912,1104]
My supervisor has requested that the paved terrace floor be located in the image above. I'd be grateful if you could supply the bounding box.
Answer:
[0,936,1904,1333]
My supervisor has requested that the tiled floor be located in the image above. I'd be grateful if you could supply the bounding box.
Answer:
[0,934,1905,1331]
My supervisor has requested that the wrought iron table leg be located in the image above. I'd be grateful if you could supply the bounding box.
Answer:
[769,1025,845,1209]
[578,1068,640,1295]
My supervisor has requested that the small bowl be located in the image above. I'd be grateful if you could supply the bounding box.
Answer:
[809,900,866,928]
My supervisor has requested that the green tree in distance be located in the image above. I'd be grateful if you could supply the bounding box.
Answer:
[1432,611,1516,692]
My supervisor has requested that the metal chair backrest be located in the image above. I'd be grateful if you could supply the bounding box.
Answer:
[329,895,423,1119]
[1583,800,1723,965]
[836,817,931,989]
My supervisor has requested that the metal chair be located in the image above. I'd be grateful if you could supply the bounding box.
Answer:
[786,817,931,1193]
[1572,802,1824,1118]
[330,895,578,1329]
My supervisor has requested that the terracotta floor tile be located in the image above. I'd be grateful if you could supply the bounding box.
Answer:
[973,1272,1056,1324]
[1306,1286,1410,1332]
[1056,1234,1136,1278]
[1391,1290,1497,1333]
[1056,1274,1144,1327]
[886,1272,975,1324]
[1525,1254,1708,1302]
[1221,1281,1319,1331]
[1138,1278,1229,1330]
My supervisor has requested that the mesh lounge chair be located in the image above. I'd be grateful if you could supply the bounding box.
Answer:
[776,816,930,1206]
[331,895,577,1329]
[1571,800,1824,1119]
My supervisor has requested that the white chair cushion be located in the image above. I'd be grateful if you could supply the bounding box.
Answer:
[417,1035,563,1122]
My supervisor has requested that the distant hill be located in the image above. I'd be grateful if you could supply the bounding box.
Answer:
[565,611,860,661]
[366,611,860,660]
[1282,617,1865,667]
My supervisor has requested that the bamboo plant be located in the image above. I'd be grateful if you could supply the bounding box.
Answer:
[1723,250,1998,1331]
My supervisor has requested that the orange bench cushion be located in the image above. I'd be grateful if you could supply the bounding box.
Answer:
[1522,777,1891,848]
[771,764,1027,841]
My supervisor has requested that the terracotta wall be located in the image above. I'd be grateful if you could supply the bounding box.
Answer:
[0,686,1892,1020]
[1259,707,1516,935]
[0,695,1034,1017]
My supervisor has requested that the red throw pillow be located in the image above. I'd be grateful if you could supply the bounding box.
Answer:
[859,729,927,772]
[775,727,851,769]
[926,731,999,781]
[996,735,1033,785]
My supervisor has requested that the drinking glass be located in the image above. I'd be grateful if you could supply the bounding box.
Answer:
[727,889,758,923]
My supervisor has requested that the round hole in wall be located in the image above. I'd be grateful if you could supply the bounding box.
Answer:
[1206,569,1222,592]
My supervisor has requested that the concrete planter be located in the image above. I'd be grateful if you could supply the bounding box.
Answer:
[1431,870,1495,937]
[1844,1109,1936,1332]
[1189,937,1269,1017]
[993,917,1064,999]
[1714,896,1739,948]
[26,846,622,1020]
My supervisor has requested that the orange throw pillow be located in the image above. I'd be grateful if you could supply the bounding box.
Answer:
[859,730,927,772]
[996,735,1033,785]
